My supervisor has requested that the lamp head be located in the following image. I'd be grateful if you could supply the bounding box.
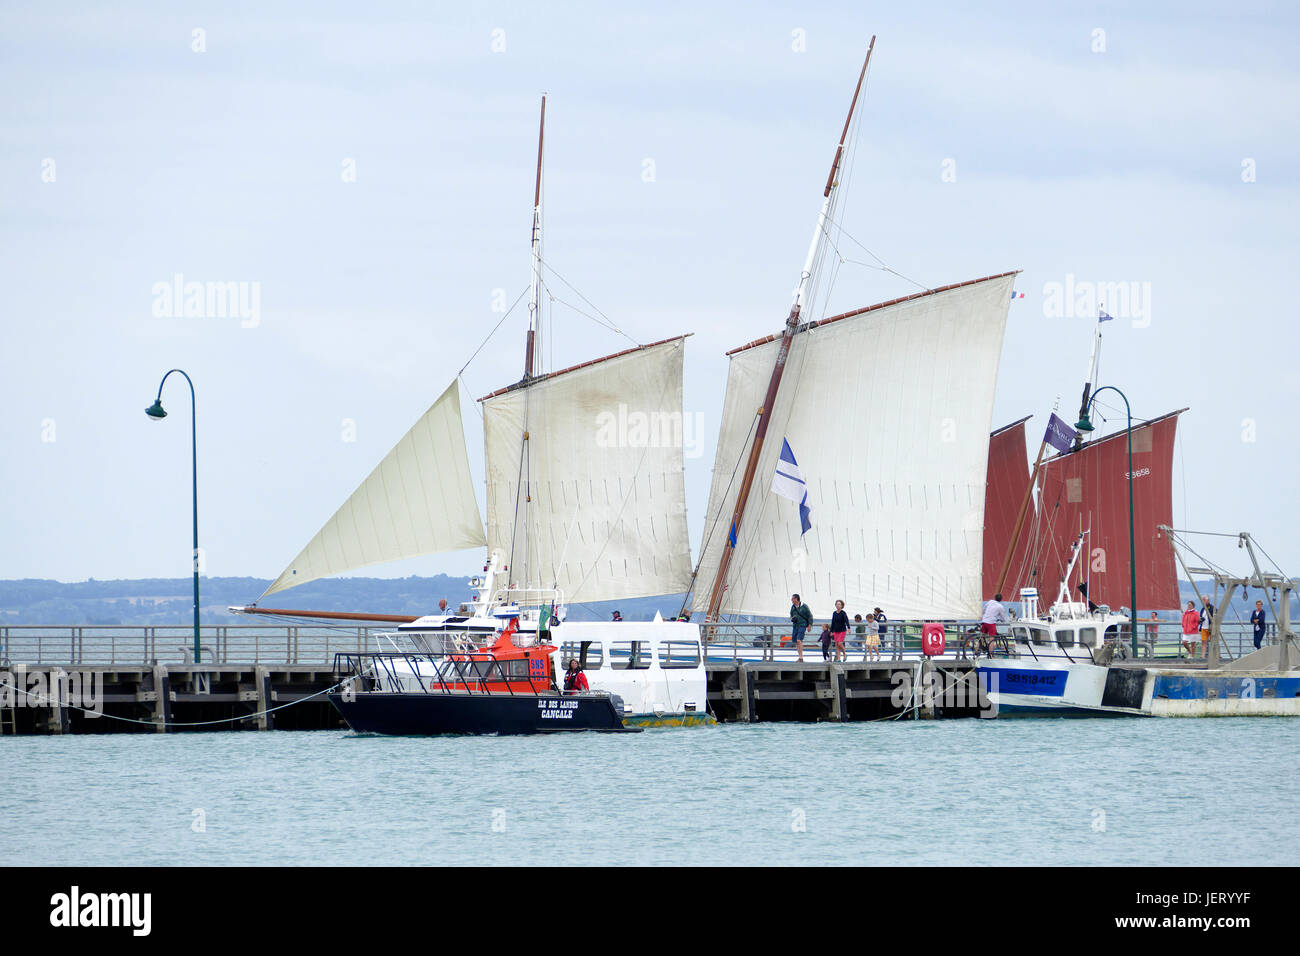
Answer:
[145,400,168,421]
[1075,412,1095,433]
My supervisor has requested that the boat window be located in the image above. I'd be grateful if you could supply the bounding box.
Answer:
[658,641,700,668]
[1031,627,1051,645]
[608,640,652,670]
[1104,624,1120,642]
[1057,628,1076,647]
[559,641,603,671]
[1012,626,1030,643]
[1078,627,1098,647]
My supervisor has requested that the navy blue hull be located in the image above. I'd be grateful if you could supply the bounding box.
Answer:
[328,691,639,735]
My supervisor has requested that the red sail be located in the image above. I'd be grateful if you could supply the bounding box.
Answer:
[983,418,1036,597]
[1033,410,1184,611]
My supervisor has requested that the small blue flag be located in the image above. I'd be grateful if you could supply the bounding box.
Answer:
[1099,309,1114,323]
[728,520,738,548]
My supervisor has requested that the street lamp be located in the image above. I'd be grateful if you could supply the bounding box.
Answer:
[1076,385,1139,658]
[144,369,201,665]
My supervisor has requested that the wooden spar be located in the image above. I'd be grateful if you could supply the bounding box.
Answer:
[994,430,1049,597]
[702,39,876,624]
[235,607,419,624]
[823,35,874,197]
[525,94,547,379]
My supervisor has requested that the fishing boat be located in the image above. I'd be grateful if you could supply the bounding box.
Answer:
[975,531,1300,716]
[975,309,1300,715]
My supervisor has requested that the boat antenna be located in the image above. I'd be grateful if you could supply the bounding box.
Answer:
[524,94,546,379]
[702,37,875,623]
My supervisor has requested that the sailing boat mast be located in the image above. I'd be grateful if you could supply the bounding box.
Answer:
[702,37,875,623]
[524,95,547,379]
[1071,317,1103,450]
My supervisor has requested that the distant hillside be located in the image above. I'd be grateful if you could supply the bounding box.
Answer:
[0,577,687,626]
[0,576,1291,626]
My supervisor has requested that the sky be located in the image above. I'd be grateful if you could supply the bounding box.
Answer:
[2,0,1297,590]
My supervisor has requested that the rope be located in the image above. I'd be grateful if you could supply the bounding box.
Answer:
[536,256,639,346]
[0,674,353,728]
[457,286,530,377]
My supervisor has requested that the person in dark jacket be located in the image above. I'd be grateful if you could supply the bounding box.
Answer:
[790,594,813,662]
[819,624,833,661]
[830,600,849,662]
[1250,600,1267,650]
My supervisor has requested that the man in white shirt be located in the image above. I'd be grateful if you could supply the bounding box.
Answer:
[981,593,1007,643]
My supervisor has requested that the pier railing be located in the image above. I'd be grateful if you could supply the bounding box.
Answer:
[0,620,1274,666]
[0,625,384,666]
[699,620,1274,662]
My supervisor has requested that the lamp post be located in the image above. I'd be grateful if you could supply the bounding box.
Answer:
[145,369,201,665]
[1075,385,1138,657]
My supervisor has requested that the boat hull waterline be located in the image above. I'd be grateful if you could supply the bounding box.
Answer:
[328,691,642,735]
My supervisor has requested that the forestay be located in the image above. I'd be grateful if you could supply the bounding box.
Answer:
[693,273,1016,621]
[261,380,487,598]
[481,336,692,603]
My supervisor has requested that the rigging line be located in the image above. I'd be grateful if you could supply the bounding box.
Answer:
[681,411,761,616]
[536,255,640,346]
[459,374,485,424]
[545,287,628,337]
[457,285,530,378]
[822,214,929,291]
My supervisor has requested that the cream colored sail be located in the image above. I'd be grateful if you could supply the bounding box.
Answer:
[693,273,1016,621]
[261,380,486,598]
[482,337,692,603]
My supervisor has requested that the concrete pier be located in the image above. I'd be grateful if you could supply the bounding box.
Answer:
[704,659,983,723]
[0,664,343,735]
[0,659,991,734]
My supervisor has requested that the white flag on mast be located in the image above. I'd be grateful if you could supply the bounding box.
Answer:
[770,438,812,535]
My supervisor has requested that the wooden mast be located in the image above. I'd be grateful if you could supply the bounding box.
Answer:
[524,94,546,379]
[702,38,875,623]
[994,412,1053,597]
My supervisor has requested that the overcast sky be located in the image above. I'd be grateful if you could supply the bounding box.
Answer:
[2,1,1297,592]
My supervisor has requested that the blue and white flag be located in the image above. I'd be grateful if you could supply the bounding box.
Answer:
[1098,309,1114,323]
[771,438,812,535]
[1043,412,1077,455]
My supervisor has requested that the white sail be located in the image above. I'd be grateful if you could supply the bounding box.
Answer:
[261,380,486,598]
[693,272,1016,621]
[481,336,692,603]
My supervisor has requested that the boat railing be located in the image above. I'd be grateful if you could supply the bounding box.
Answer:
[332,650,551,698]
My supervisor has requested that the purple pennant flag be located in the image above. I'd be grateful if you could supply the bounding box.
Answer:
[1044,412,1077,454]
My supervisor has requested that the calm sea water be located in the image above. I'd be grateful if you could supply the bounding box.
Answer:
[3,719,1295,866]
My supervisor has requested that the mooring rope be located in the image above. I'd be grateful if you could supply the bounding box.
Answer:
[0,674,354,728]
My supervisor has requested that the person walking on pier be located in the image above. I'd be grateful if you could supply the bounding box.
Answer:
[874,607,888,659]
[854,614,867,655]
[864,609,882,662]
[1251,600,1268,650]
[819,623,833,661]
[830,601,849,662]
[1180,601,1200,658]
[790,594,812,662]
